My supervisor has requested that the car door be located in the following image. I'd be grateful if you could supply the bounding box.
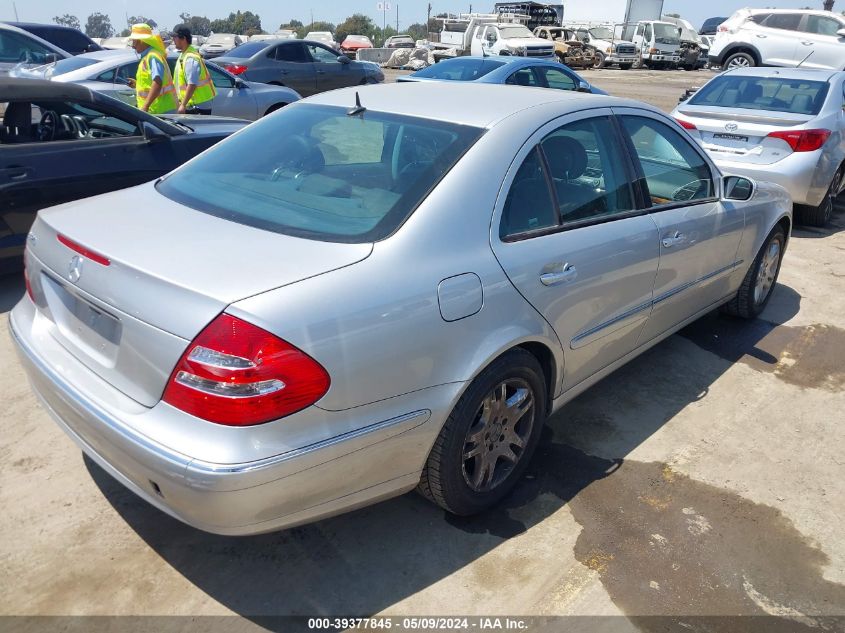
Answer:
[795,14,845,70]
[306,42,361,92]
[757,13,804,66]
[482,26,500,56]
[269,42,316,97]
[0,97,175,263]
[491,109,660,392]
[205,64,257,119]
[615,109,745,345]
[88,60,140,106]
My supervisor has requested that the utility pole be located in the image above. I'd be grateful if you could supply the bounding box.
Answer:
[396,4,399,33]
[12,1,19,20]
[427,2,432,36]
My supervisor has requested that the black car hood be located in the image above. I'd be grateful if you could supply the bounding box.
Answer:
[158,114,249,137]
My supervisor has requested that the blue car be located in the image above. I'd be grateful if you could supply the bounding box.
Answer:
[397,56,607,95]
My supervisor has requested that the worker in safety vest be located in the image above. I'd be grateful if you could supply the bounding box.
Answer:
[172,25,217,115]
[126,23,177,114]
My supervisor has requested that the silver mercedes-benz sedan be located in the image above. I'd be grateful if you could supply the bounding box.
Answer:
[11,83,792,535]
[16,50,301,120]
[672,67,845,227]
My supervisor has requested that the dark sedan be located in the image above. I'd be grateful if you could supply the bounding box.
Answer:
[0,78,248,272]
[213,39,384,97]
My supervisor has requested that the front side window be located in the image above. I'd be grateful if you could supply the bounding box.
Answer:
[307,44,337,63]
[621,116,713,204]
[539,67,576,91]
[803,15,844,36]
[156,105,483,243]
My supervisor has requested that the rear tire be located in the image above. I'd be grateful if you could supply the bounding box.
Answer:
[417,349,547,515]
[722,225,785,319]
[723,51,756,69]
[794,167,843,227]
[263,103,286,117]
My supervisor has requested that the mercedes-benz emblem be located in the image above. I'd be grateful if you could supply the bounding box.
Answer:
[725,122,739,132]
[68,255,83,283]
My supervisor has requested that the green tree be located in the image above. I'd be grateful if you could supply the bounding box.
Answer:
[210,11,262,35]
[406,22,428,41]
[85,12,114,38]
[53,14,80,30]
[127,15,157,29]
[177,13,212,37]
[335,13,377,43]
[280,19,303,29]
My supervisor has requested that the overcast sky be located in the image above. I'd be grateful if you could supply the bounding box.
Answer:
[2,0,840,33]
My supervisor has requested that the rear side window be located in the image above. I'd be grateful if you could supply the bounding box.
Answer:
[274,43,310,62]
[156,104,483,243]
[761,14,801,30]
[27,27,96,54]
[689,75,830,115]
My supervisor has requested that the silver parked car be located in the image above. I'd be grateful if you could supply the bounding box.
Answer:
[200,33,244,59]
[12,83,792,535]
[672,67,845,226]
[18,50,301,120]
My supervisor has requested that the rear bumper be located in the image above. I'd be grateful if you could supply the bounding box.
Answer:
[711,149,832,207]
[11,298,449,535]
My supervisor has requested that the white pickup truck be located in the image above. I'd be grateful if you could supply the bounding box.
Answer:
[567,24,638,69]
[470,23,556,60]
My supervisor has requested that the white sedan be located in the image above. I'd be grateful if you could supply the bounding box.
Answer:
[673,67,845,226]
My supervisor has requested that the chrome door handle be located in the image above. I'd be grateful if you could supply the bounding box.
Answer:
[662,231,686,248]
[0,166,30,180]
[540,263,577,286]
[801,41,814,46]
[755,34,767,38]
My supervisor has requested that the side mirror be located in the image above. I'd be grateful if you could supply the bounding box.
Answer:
[235,78,247,88]
[577,81,591,93]
[44,53,59,64]
[724,176,754,201]
[338,55,351,64]
[141,121,169,142]
[837,28,845,37]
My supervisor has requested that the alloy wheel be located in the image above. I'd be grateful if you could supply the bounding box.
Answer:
[461,378,535,493]
[754,238,781,306]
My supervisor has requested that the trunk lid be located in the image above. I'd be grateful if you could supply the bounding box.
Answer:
[677,105,814,165]
[28,182,373,406]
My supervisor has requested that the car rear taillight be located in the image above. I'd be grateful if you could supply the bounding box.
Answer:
[163,314,330,426]
[57,233,110,266]
[223,63,248,75]
[675,118,697,131]
[766,129,830,152]
[23,249,34,302]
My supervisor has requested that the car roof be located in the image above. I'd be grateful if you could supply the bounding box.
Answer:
[5,21,79,33]
[304,82,641,128]
[720,67,842,82]
[436,56,559,68]
[0,22,70,55]
[746,8,843,16]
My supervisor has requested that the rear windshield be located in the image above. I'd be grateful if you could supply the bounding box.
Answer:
[156,104,483,243]
[412,58,505,81]
[208,35,236,44]
[225,41,269,57]
[41,56,99,76]
[688,75,830,115]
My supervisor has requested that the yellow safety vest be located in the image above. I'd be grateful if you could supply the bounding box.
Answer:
[136,48,178,114]
[176,46,217,107]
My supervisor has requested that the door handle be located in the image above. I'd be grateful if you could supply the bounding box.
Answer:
[755,34,767,38]
[801,41,814,46]
[0,166,31,181]
[317,70,326,74]
[662,231,686,248]
[540,263,577,286]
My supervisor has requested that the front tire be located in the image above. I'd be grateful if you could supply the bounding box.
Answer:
[722,225,785,319]
[592,51,606,68]
[417,349,547,515]
[723,51,756,69]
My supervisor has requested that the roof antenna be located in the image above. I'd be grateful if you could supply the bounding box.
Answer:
[347,92,366,116]
[795,50,814,68]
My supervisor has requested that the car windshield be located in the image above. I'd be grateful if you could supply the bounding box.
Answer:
[498,25,534,38]
[208,35,235,45]
[689,76,830,115]
[225,41,270,57]
[156,104,484,243]
[411,58,505,80]
[653,23,680,44]
[36,56,99,76]
[589,27,614,40]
